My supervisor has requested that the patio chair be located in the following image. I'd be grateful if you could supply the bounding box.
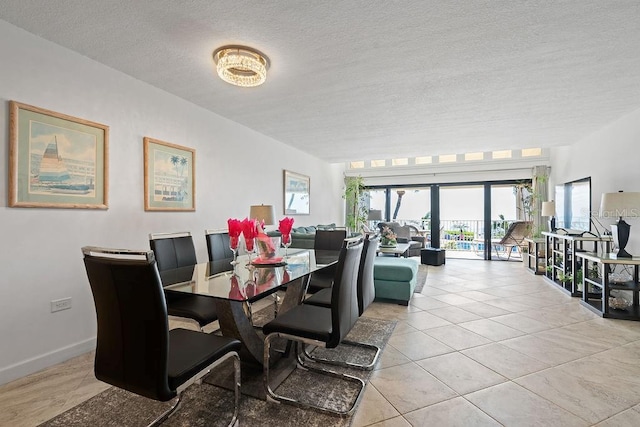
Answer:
[490,221,532,260]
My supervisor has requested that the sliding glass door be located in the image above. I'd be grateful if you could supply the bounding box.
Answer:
[366,180,531,261]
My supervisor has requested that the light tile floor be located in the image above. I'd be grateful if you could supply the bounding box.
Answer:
[3,259,640,426]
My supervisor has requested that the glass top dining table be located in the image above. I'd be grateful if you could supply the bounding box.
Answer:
[159,248,340,367]
[160,248,339,303]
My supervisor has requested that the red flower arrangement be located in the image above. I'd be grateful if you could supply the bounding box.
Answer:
[278,217,295,245]
[227,218,242,250]
[241,218,257,252]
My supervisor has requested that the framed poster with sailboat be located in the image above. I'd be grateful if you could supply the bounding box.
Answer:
[9,101,109,209]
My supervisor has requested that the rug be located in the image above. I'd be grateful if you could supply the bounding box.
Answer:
[413,263,428,294]
[39,316,396,427]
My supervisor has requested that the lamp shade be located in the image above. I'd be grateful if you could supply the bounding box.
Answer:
[249,204,275,225]
[599,192,640,218]
[367,209,383,221]
[541,201,556,217]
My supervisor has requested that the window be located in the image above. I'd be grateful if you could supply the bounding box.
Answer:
[438,154,457,163]
[415,156,432,164]
[522,148,542,157]
[371,159,386,167]
[349,161,364,169]
[392,158,408,166]
[464,152,484,161]
[492,150,512,159]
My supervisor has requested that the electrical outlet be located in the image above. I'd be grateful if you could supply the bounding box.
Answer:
[51,297,72,313]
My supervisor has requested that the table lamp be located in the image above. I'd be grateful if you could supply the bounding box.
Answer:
[367,209,383,231]
[599,191,640,258]
[249,204,275,228]
[541,201,556,231]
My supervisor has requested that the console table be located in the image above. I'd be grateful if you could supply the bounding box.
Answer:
[543,232,612,296]
[576,252,640,321]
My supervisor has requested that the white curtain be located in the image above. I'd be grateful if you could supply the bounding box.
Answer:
[532,166,550,234]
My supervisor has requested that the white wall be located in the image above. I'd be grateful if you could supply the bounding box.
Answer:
[550,107,640,253]
[0,20,344,384]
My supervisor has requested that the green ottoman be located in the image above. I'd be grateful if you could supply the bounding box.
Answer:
[373,257,419,305]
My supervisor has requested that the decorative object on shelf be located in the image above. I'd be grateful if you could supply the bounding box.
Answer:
[278,217,295,258]
[250,204,275,229]
[227,218,242,265]
[599,191,640,258]
[9,101,109,209]
[380,226,398,247]
[284,170,310,215]
[609,296,632,310]
[541,200,557,231]
[212,45,269,87]
[144,137,195,211]
[609,271,633,284]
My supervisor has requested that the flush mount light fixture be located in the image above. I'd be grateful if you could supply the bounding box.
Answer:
[212,45,269,87]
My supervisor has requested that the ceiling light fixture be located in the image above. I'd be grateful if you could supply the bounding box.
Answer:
[212,45,269,87]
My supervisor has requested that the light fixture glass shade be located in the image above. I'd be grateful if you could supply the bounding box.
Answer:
[367,209,383,221]
[250,204,275,225]
[541,201,556,217]
[599,192,640,219]
[213,46,269,87]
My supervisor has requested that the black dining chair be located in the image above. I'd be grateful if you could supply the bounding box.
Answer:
[307,229,348,293]
[303,233,381,370]
[81,246,241,426]
[263,237,365,416]
[149,232,219,331]
[205,229,234,264]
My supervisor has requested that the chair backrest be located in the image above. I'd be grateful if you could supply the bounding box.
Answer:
[314,229,347,251]
[81,246,174,401]
[499,221,532,246]
[205,229,233,263]
[328,237,363,348]
[357,234,379,315]
[149,232,197,272]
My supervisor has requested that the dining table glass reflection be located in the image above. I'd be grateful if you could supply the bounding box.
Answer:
[161,249,338,302]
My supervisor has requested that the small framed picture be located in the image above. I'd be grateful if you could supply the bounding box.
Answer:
[283,170,310,215]
[9,101,109,209]
[143,137,195,211]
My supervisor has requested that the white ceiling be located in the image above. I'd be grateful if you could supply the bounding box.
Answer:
[2,1,640,163]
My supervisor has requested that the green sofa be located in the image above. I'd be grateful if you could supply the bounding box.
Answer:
[268,223,340,249]
[373,257,419,305]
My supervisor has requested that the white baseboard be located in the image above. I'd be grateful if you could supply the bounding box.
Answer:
[0,338,96,386]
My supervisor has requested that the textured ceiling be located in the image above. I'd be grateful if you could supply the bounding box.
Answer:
[2,1,640,163]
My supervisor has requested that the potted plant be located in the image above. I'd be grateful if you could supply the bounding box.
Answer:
[344,175,368,234]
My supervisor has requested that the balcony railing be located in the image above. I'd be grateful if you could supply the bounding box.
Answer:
[391,218,518,252]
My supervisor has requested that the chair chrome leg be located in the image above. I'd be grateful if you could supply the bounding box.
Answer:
[264,333,366,417]
[301,339,381,370]
[230,352,241,427]
[180,351,241,427]
[271,293,280,317]
[147,395,182,426]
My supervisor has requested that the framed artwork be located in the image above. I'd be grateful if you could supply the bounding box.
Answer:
[283,170,310,215]
[144,137,195,211]
[8,101,109,209]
